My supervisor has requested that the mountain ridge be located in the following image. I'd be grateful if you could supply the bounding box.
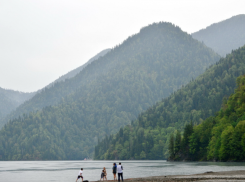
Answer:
[0,88,35,121]
[0,49,111,128]
[192,14,245,56]
[0,22,220,160]
[45,48,111,88]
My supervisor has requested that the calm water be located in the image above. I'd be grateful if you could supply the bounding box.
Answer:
[1,160,245,182]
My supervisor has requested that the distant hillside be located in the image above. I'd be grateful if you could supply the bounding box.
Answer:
[94,45,245,160]
[0,88,35,121]
[46,48,110,87]
[192,14,245,56]
[0,22,220,160]
[0,49,110,128]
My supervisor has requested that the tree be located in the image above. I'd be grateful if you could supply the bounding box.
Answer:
[168,133,175,160]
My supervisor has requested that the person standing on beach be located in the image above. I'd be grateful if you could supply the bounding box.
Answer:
[103,167,107,181]
[112,163,117,181]
[76,168,83,182]
[117,162,123,181]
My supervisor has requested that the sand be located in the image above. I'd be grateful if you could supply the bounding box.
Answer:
[92,170,245,182]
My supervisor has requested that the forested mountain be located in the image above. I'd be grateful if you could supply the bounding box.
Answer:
[0,49,110,128]
[192,14,245,57]
[0,22,220,160]
[170,74,245,162]
[0,88,35,121]
[45,48,110,87]
[94,45,245,160]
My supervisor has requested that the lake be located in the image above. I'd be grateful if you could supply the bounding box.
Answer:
[1,160,245,182]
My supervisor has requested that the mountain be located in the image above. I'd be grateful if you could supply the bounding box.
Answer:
[0,22,220,160]
[192,14,245,57]
[46,48,111,87]
[0,88,35,121]
[94,45,245,160]
[0,49,110,128]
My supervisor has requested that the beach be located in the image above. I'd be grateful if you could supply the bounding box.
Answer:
[92,170,245,182]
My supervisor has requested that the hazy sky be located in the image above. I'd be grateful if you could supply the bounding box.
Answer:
[1,0,244,92]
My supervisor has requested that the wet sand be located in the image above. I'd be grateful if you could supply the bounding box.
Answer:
[92,170,245,182]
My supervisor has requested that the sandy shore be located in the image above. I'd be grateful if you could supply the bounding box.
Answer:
[92,170,245,182]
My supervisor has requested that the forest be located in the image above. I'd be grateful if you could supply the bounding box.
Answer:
[0,88,35,122]
[169,74,245,161]
[94,45,245,160]
[0,22,219,160]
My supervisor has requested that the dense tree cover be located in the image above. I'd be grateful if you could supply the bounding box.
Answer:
[170,74,245,161]
[0,106,89,160]
[0,88,35,123]
[192,14,245,57]
[0,49,111,128]
[0,22,220,160]
[94,45,245,160]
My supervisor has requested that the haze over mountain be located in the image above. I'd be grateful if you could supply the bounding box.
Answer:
[0,49,110,128]
[45,48,111,88]
[0,22,220,160]
[192,14,245,57]
[0,88,35,121]
[95,45,245,160]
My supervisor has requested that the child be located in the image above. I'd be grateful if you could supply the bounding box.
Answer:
[100,169,104,181]
[76,168,83,182]
[103,167,107,181]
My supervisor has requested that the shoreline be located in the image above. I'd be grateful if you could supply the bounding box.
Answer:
[92,170,245,181]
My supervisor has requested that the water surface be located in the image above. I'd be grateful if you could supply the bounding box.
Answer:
[1,160,245,182]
